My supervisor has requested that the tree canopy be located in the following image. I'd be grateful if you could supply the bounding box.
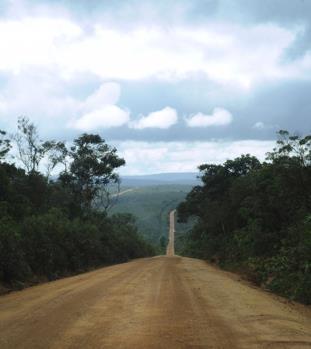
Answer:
[0,118,155,290]
[177,131,311,304]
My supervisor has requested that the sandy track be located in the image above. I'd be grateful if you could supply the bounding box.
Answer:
[0,255,310,349]
[111,188,135,198]
[166,209,176,256]
[1,212,311,348]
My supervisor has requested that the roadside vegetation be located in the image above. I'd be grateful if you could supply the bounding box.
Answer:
[0,117,155,292]
[177,131,311,304]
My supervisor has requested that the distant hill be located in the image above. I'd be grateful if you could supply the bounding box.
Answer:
[110,173,201,252]
[120,172,200,187]
[110,184,195,252]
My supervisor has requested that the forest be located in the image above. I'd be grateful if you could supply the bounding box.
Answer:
[110,185,194,253]
[0,117,155,291]
[178,130,311,304]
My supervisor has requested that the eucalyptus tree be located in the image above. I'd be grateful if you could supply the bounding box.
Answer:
[0,130,11,160]
[59,133,125,212]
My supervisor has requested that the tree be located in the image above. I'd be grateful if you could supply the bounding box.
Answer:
[12,117,68,178]
[13,117,48,173]
[43,140,69,179]
[0,130,11,161]
[267,130,311,167]
[177,130,311,304]
[0,120,155,290]
[60,133,125,212]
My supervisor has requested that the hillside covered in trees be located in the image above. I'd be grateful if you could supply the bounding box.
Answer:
[177,131,311,304]
[0,118,155,292]
[110,185,194,253]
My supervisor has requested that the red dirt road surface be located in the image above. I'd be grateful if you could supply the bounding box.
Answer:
[0,210,311,348]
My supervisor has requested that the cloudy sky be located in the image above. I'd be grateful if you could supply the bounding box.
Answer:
[0,0,310,174]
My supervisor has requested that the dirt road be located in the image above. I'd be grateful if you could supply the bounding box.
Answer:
[1,257,311,349]
[1,213,311,348]
[111,188,135,198]
[166,209,175,256]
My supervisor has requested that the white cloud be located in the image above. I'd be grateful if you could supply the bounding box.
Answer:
[253,121,279,130]
[253,121,265,130]
[0,16,310,88]
[0,71,128,133]
[0,17,82,74]
[0,70,79,134]
[116,140,275,175]
[83,82,121,111]
[130,107,178,129]
[186,108,233,127]
[68,82,130,131]
[71,105,130,131]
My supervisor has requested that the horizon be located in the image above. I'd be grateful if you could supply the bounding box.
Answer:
[121,171,198,176]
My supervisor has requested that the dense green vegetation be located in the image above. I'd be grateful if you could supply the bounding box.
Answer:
[110,185,193,253]
[0,118,155,291]
[178,131,311,304]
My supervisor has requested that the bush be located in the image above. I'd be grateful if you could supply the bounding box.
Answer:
[0,217,30,283]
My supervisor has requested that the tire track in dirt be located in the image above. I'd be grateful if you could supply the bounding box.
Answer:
[0,211,311,348]
[0,256,311,349]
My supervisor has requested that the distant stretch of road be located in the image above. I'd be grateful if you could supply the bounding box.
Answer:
[110,188,135,198]
[0,211,311,348]
[166,209,175,256]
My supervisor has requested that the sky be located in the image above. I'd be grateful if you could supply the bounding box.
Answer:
[0,0,310,175]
